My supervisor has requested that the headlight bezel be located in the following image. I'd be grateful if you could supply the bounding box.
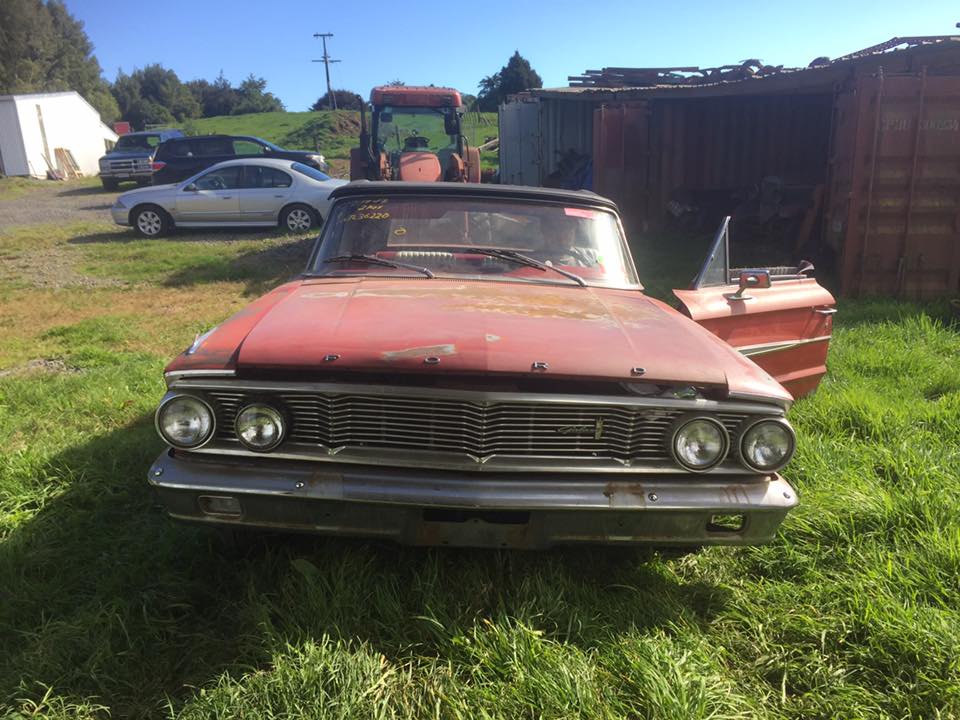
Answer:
[669,415,730,472]
[738,417,796,473]
[234,402,287,452]
[155,393,216,449]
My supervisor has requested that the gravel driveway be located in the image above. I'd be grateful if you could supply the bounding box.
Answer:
[0,180,119,232]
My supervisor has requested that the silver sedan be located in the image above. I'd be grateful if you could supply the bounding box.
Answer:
[111,158,347,237]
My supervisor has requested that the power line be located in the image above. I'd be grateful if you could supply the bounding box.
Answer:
[312,32,340,109]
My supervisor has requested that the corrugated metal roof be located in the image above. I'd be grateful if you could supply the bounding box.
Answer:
[516,35,960,102]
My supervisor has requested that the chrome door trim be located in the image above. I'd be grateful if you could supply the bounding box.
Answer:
[737,334,832,358]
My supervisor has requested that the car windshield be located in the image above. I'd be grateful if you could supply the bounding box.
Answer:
[114,134,160,151]
[308,196,639,287]
[253,137,282,151]
[292,162,331,182]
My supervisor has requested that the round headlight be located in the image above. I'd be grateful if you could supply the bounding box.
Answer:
[235,404,285,451]
[156,395,215,448]
[740,418,796,473]
[671,417,729,471]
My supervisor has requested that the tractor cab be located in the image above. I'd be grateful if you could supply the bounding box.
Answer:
[351,86,481,183]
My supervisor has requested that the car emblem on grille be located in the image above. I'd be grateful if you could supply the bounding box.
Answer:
[555,418,604,440]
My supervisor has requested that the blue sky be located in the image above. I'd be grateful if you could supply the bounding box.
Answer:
[68,0,955,111]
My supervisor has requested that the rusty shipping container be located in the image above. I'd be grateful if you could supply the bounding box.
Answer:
[827,71,960,297]
[504,37,960,296]
[592,95,833,235]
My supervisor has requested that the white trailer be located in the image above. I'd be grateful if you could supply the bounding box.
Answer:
[0,91,117,178]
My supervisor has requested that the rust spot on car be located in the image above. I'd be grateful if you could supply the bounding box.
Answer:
[722,485,752,505]
[307,470,344,496]
[602,481,648,508]
[446,291,611,321]
[382,343,457,361]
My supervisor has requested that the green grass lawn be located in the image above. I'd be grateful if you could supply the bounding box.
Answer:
[0,177,49,200]
[1,220,958,718]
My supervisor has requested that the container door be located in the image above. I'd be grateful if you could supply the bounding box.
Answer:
[498,99,541,186]
[829,73,960,297]
[673,217,836,399]
[592,103,649,229]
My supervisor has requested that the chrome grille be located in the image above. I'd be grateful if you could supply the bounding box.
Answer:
[106,158,151,172]
[206,389,752,464]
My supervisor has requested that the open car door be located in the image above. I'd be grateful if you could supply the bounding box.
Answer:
[673,217,836,399]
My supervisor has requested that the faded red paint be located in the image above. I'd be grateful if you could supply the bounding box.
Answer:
[164,282,298,378]
[674,277,835,398]
[370,86,462,108]
[398,152,442,182]
[164,277,792,405]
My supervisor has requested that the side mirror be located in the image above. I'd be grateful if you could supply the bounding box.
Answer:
[184,183,198,192]
[726,269,771,301]
[444,112,459,136]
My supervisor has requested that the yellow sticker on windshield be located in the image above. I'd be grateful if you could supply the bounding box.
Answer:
[358,199,388,210]
[346,198,391,222]
[347,211,391,221]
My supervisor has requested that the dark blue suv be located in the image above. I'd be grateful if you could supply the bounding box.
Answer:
[150,135,328,185]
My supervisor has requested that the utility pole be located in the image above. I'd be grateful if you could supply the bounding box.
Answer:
[312,32,340,109]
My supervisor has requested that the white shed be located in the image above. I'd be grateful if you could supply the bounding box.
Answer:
[0,91,118,178]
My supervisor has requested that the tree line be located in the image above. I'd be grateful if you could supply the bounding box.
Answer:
[0,0,284,128]
[113,66,285,128]
[1,0,544,129]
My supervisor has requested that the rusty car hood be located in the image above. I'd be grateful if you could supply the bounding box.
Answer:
[194,277,790,401]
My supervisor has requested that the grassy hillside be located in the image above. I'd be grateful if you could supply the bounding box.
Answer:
[179,110,499,174]
[181,111,359,159]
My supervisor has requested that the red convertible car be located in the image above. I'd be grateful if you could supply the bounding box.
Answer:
[149,182,835,548]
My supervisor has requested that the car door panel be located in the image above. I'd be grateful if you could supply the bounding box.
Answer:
[175,166,242,223]
[176,190,240,223]
[673,217,836,399]
[239,165,294,222]
[239,188,286,222]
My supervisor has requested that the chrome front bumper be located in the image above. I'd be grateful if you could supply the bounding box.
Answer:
[148,450,798,548]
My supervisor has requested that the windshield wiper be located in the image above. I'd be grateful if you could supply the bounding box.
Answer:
[470,248,586,287]
[318,254,434,278]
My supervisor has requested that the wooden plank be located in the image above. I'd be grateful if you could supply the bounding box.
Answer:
[53,147,81,179]
[64,148,82,177]
[36,104,54,172]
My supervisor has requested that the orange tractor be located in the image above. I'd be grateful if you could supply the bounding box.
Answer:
[350,86,481,183]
